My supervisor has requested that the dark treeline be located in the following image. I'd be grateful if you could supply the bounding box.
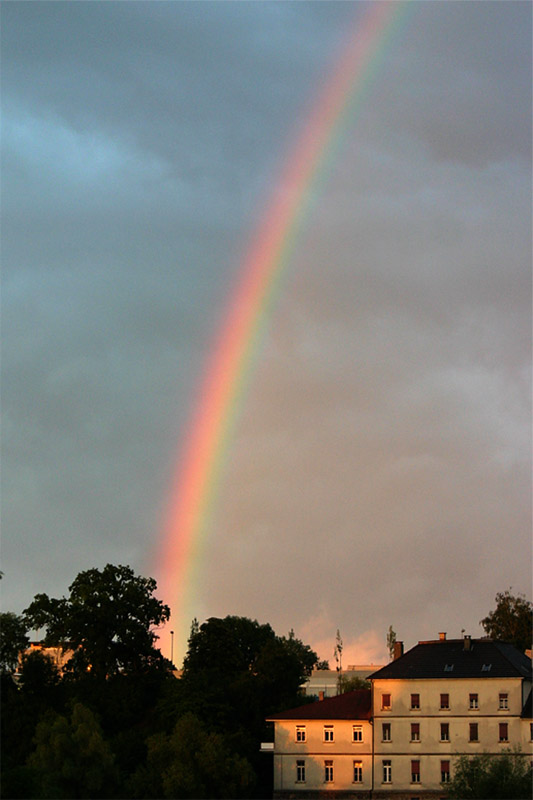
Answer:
[0,564,318,799]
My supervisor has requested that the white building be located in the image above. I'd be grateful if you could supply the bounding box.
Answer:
[267,635,533,798]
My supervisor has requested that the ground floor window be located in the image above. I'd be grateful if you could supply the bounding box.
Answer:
[441,760,450,783]
[353,761,363,782]
[296,760,305,783]
[383,760,392,783]
[411,760,420,783]
[324,760,334,783]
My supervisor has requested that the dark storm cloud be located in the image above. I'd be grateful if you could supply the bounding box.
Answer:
[2,1,530,663]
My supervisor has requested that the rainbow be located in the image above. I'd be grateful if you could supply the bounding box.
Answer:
[153,0,410,660]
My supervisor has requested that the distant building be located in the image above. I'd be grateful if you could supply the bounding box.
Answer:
[305,665,383,697]
[266,634,533,797]
[18,641,74,674]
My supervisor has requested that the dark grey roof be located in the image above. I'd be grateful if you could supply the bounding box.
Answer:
[368,639,532,681]
[267,689,371,721]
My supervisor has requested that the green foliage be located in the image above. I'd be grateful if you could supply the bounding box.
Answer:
[316,658,330,670]
[18,650,60,697]
[386,624,397,660]
[131,713,255,799]
[27,703,117,798]
[338,674,370,693]
[24,564,170,677]
[446,749,533,799]
[480,589,533,653]
[0,611,29,674]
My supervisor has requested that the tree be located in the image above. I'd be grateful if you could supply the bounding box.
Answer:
[0,612,29,674]
[316,659,330,670]
[131,713,255,799]
[480,589,533,653]
[27,703,117,798]
[446,749,533,799]
[23,564,170,678]
[386,625,397,661]
[338,675,370,693]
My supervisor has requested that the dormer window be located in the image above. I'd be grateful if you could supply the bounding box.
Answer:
[482,663,492,672]
[444,664,454,672]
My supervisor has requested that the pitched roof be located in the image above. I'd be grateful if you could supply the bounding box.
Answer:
[368,639,532,681]
[267,689,371,721]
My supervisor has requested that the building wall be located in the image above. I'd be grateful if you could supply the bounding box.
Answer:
[372,677,532,793]
[273,719,372,793]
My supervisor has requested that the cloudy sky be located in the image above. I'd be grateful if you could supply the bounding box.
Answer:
[2,1,531,667]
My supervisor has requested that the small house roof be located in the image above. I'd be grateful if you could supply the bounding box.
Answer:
[267,689,371,721]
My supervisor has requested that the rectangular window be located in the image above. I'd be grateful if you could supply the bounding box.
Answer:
[295,725,306,742]
[411,723,420,742]
[411,693,420,709]
[323,725,334,742]
[381,693,391,710]
[382,760,392,783]
[499,722,508,742]
[411,760,420,783]
[469,693,478,709]
[469,723,478,742]
[441,760,450,783]
[352,725,363,742]
[353,761,363,783]
[296,760,305,783]
[530,722,533,741]
[440,693,449,710]
[382,722,391,741]
[324,760,334,783]
[440,723,450,742]
[499,693,508,709]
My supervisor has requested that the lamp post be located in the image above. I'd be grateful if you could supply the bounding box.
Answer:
[170,630,174,667]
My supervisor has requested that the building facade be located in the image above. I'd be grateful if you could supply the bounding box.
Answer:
[267,635,533,798]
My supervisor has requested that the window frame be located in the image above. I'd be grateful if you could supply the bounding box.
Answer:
[296,760,306,783]
[324,760,334,783]
[382,760,392,783]
[295,725,306,743]
[410,693,420,709]
[381,693,392,710]
[382,722,391,742]
[440,693,449,710]
[353,760,363,783]
[411,760,420,783]
[441,760,450,783]
[323,725,334,743]
[440,722,450,742]
[499,722,509,742]
[352,724,363,742]
[469,722,479,742]
[410,722,420,742]
[469,693,479,710]
[499,693,508,710]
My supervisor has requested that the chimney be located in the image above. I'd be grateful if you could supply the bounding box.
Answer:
[319,691,325,701]
[463,635,472,651]
[439,632,447,642]
[393,641,404,660]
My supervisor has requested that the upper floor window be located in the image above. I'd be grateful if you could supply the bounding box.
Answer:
[353,761,363,783]
[382,722,391,741]
[410,693,420,709]
[295,725,306,742]
[441,760,450,783]
[352,725,363,742]
[324,760,334,783]
[469,693,479,709]
[499,722,508,742]
[381,693,391,710]
[382,760,392,783]
[440,693,449,710]
[469,723,479,742]
[410,723,420,742]
[296,760,305,783]
[440,722,450,742]
[411,760,420,783]
[323,725,334,742]
[499,693,508,709]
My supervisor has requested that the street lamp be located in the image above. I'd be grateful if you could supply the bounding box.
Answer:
[170,630,174,667]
